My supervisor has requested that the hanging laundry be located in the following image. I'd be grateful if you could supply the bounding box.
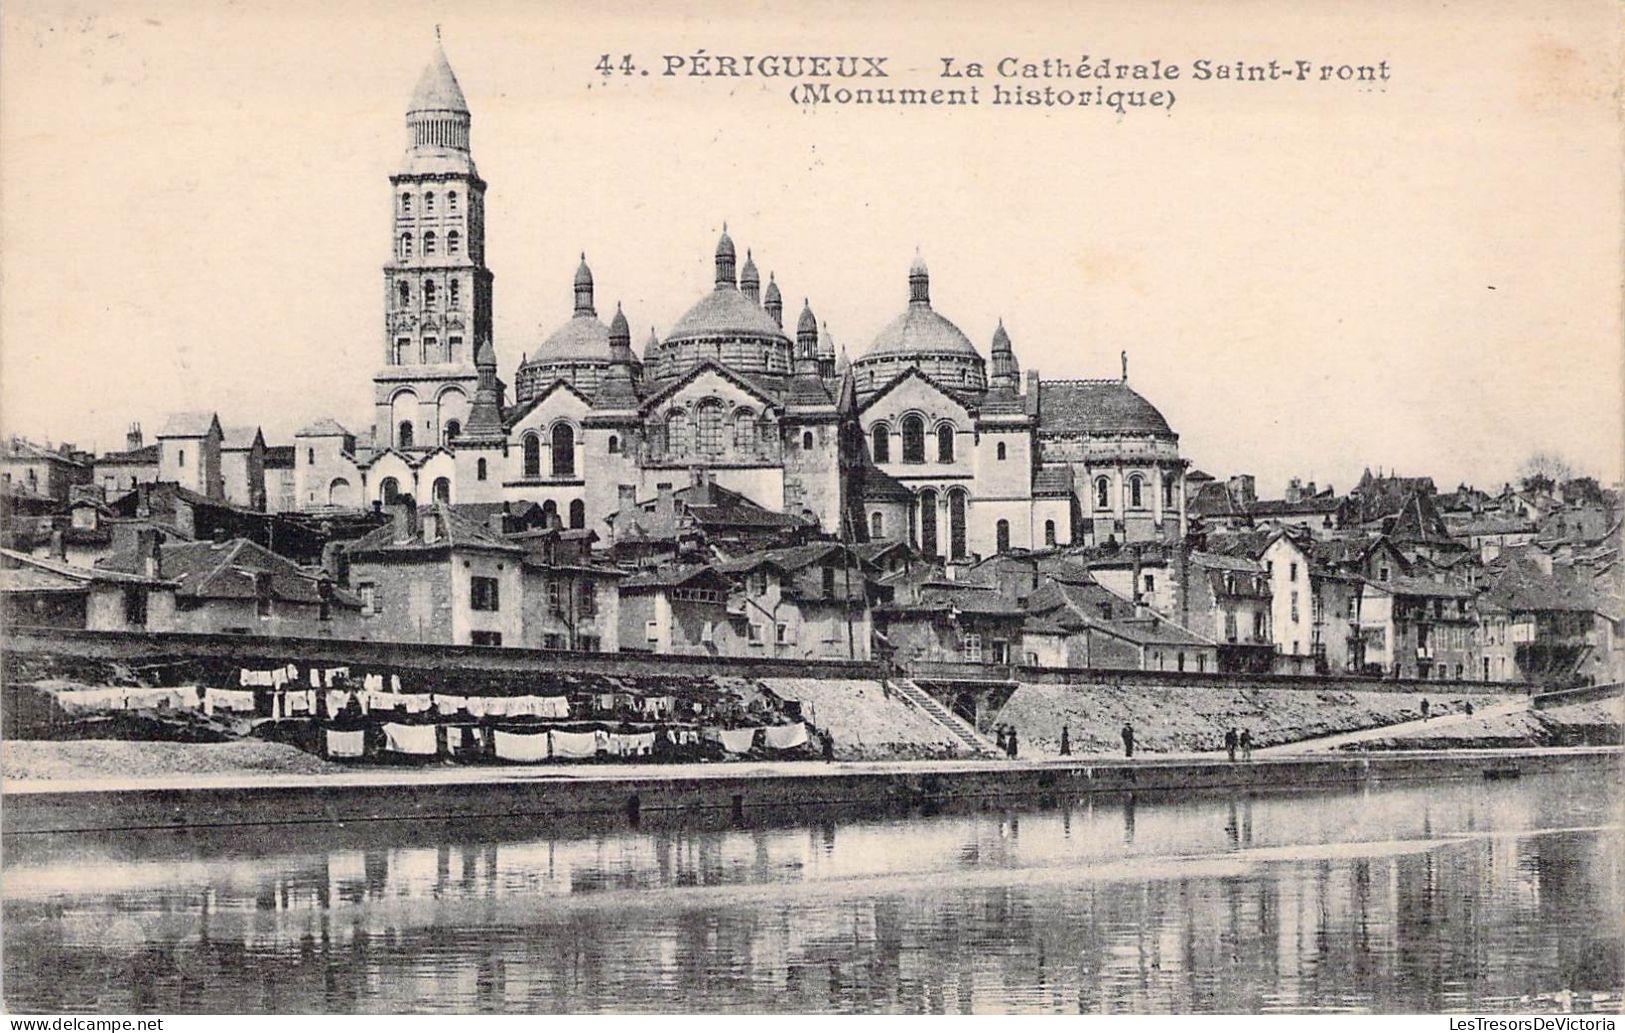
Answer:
[390,674,402,693]
[593,729,611,753]
[431,694,470,715]
[549,729,599,759]
[54,688,125,713]
[592,692,616,712]
[365,691,401,712]
[324,690,354,716]
[325,729,366,758]
[463,696,489,718]
[401,694,432,714]
[325,666,350,684]
[203,687,256,715]
[537,696,570,719]
[284,690,315,716]
[707,727,758,754]
[493,729,551,763]
[382,722,438,755]
[363,673,384,693]
[608,732,656,757]
[763,723,809,750]
[309,668,322,688]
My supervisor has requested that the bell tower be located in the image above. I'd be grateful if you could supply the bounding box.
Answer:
[374,31,498,454]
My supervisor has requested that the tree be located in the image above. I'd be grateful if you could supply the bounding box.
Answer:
[1519,451,1574,494]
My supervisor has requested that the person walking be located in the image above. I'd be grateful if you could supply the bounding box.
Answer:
[1059,724,1071,756]
[1225,726,1238,762]
[822,730,835,763]
[1420,697,1430,720]
[1239,728,1253,761]
[995,725,1008,756]
[1007,726,1019,759]
[1121,721,1135,758]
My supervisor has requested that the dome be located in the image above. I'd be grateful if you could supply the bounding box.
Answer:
[715,227,735,261]
[666,288,789,343]
[991,319,1012,352]
[573,254,593,291]
[532,314,611,360]
[740,250,759,287]
[864,304,980,359]
[1037,381,1176,438]
[763,274,782,305]
[608,303,630,342]
[796,299,818,336]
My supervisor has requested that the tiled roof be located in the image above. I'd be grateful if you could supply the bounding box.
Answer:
[619,564,730,591]
[1032,466,1074,498]
[117,539,356,606]
[713,542,850,576]
[1037,380,1174,438]
[863,301,980,359]
[979,386,1026,416]
[347,504,520,557]
[859,463,913,501]
[1,547,169,588]
[667,286,788,343]
[158,412,218,438]
[295,418,352,438]
[1365,574,1476,599]
[528,313,611,362]
[94,444,160,466]
[220,425,263,450]
[1481,560,1604,614]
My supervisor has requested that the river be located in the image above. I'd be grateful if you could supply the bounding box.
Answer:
[3,769,1620,1013]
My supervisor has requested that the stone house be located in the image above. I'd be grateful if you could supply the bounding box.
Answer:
[220,426,267,512]
[616,564,742,656]
[713,541,873,661]
[1357,575,1479,680]
[1,546,177,633]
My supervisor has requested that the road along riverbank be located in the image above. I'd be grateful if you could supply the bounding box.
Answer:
[5,745,1618,835]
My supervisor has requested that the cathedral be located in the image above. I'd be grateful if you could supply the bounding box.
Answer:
[297,38,1192,558]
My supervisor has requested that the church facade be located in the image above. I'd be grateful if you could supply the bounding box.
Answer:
[300,39,1191,558]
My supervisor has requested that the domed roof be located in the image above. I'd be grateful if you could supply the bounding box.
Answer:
[530,314,612,362]
[1038,381,1175,438]
[715,227,735,261]
[608,302,630,342]
[860,253,981,360]
[864,304,979,359]
[667,287,789,343]
[573,254,593,290]
[763,274,782,305]
[797,299,818,336]
[991,319,1012,352]
[740,250,759,287]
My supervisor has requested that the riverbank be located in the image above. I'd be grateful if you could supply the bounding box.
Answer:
[5,744,1617,835]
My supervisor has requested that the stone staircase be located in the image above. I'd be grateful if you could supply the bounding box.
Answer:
[888,678,1005,758]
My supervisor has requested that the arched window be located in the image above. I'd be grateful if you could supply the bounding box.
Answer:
[996,442,1007,461]
[476,458,487,481]
[871,424,890,463]
[1129,475,1144,509]
[432,477,450,504]
[734,409,757,452]
[396,280,410,307]
[937,424,955,463]
[871,512,884,538]
[447,191,458,212]
[1095,477,1110,510]
[328,477,353,507]
[423,231,437,256]
[569,499,585,529]
[551,423,576,477]
[901,415,926,463]
[400,193,412,215]
[523,434,541,478]
[1045,519,1057,546]
[996,519,1011,554]
[423,280,437,307]
[696,400,724,456]
[449,279,460,308]
[666,410,689,454]
[379,477,400,505]
[394,338,411,364]
[802,430,814,451]
[949,490,968,559]
[608,434,620,454]
[1163,478,1175,509]
[443,419,460,444]
[541,499,558,527]
[424,191,435,214]
[397,421,414,449]
[918,489,939,557]
[447,230,461,256]
[400,233,413,258]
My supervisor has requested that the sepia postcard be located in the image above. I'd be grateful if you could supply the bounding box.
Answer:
[1,0,1621,1020]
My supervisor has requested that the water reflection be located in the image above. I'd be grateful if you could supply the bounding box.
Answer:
[3,772,1620,1013]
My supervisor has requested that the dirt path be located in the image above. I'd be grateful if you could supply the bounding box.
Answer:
[1256,698,1530,755]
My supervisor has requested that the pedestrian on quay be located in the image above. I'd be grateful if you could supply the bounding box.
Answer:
[822,731,835,763]
[1225,726,1238,762]
[1059,724,1071,756]
[1239,728,1253,761]
[1121,721,1135,758]
[1007,726,1019,759]
[995,724,1008,755]
[1465,700,1474,717]
[1420,697,1430,721]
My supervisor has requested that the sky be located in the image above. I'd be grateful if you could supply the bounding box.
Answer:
[2,0,1621,497]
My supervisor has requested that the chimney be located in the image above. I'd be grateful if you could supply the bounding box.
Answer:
[1025,369,1041,417]
[49,528,65,561]
[1285,478,1304,504]
[656,482,674,520]
[618,484,637,510]
[392,493,419,542]
[422,508,440,543]
[136,527,161,577]
[126,423,143,451]
[1227,474,1256,507]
